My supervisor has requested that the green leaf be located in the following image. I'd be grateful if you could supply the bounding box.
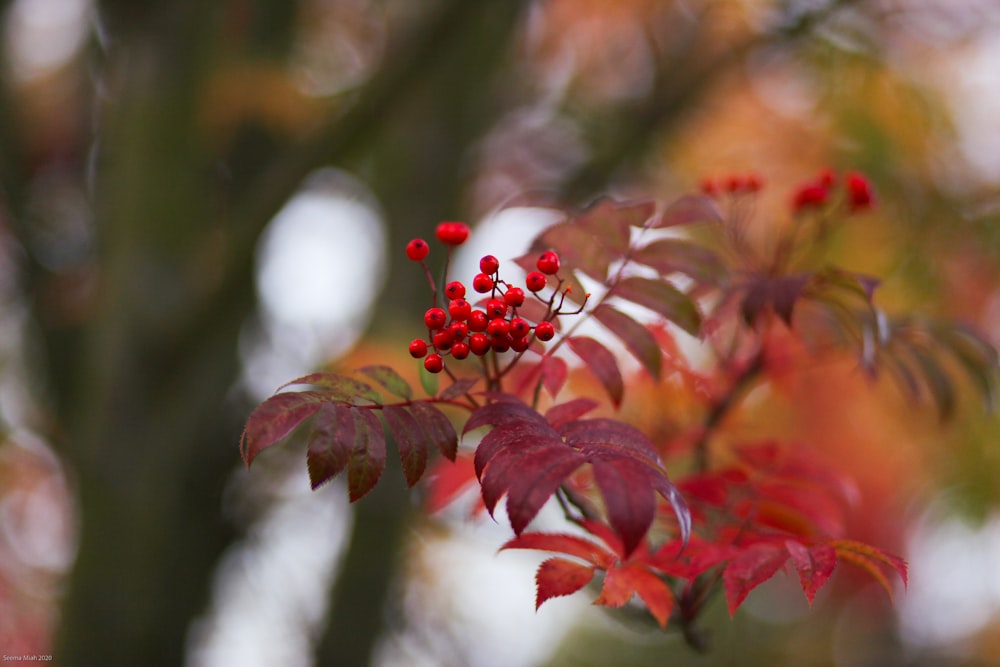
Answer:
[593,305,662,380]
[383,405,428,487]
[276,372,381,405]
[609,276,701,336]
[419,360,439,397]
[358,365,413,400]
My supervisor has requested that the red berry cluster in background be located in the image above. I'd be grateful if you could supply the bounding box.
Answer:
[791,167,875,214]
[700,172,765,197]
[405,222,578,374]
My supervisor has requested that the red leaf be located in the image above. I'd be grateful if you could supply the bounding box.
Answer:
[567,336,624,407]
[535,558,596,609]
[241,391,325,465]
[591,458,656,557]
[650,194,723,228]
[502,532,616,568]
[593,305,663,380]
[425,453,477,513]
[609,277,701,336]
[544,398,600,428]
[306,403,353,489]
[831,539,908,601]
[382,405,428,488]
[540,355,569,398]
[346,409,386,502]
[437,376,480,401]
[490,444,586,534]
[650,537,736,579]
[785,540,837,605]
[595,563,674,628]
[408,401,458,461]
[576,198,649,254]
[723,543,790,616]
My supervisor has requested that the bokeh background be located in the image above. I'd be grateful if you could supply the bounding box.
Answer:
[1,1,1000,665]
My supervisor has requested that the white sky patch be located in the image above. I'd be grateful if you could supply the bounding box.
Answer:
[899,510,1000,653]
[3,0,92,81]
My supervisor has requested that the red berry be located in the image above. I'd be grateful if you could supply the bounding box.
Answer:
[448,298,472,321]
[510,336,530,352]
[409,339,428,358]
[845,171,874,211]
[479,254,499,274]
[509,317,530,338]
[792,183,828,212]
[424,307,447,330]
[535,321,555,341]
[818,167,837,188]
[700,177,718,197]
[451,341,470,360]
[424,354,444,373]
[536,251,560,275]
[472,273,494,293]
[504,287,525,308]
[433,329,453,351]
[445,281,466,300]
[449,321,468,340]
[492,336,511,353]
[435,222,470,246]
[468,310,488,332]
[469,333,491,356]
[487,318,510,337]
[485,298,507,319]
[525,271,547,292]
[406,238,429,261]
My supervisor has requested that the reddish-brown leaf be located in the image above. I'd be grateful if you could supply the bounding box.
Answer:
[540,355,569,397]
[593,305,663,380]
[437,376,480,401]
[276,373,381,404]
[567,336,624,407]
[535,558,597,609]
[488,443,586,534]
[306,403,354,489]
[502,532,616,568]
[382,405,428,488]
[544,398,600,428]
[631,238,727,286]
[650,194,723,228]
[609,277,701,336]
[831,539,908,601]
[786,540,837,605]
[408,401,458,460]
[425,453,477,514]
[241,391,326,465]
[575,198,648,254]
[595,563,675,628]
[358,365,412,400]
[723,543,790,616]
[346,409,386,502]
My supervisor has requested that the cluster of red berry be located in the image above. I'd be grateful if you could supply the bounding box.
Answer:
[791,168,874,213]
[700,172,765,197]
[405,223,564,374]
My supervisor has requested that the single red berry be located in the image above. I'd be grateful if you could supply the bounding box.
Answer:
[433,329,453,351]
[448,298,472,321]
[435,222,470,246]
[509,317,530,338]
[449,321,468,341]
[745,172,764,192]
[525,271,547,292]
[845,171,874,211]
[469,333,491,356]
[492,335,511,353]
[479,254,500,274]
[818,167,837,188]
[485,298,507,319]
[424,354,444,373]
[792,183,828,212]
[510,336,530,352]
[451,341,470,360]
[535,321,555,341]
[406,238,429,261]
[445,281,466,300]
[700,177,718,197]
[467,310,488,332]
[503,287,525,308]
[536,251,560,275]
[473,273,495,293]
[724,175,746,193]
[409,339,428,358]
[424,307,447,330]
[487,318,510,337]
